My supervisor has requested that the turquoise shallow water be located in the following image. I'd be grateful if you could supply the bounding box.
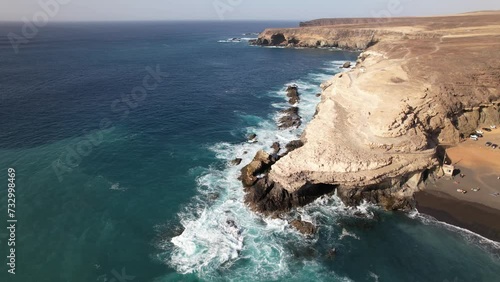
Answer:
[0,22,499,282]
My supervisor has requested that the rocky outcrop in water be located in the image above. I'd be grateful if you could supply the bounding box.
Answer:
[231,158,243,166]
[290,219,316,236]
[239,150,273,187]
[286,85,300,105]
[271,142,281,154]
[278,107,302,129]
[277,86,302,129]
[247,133,257,143]
[240,149,336,215]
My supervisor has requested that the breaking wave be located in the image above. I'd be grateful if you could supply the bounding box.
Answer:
[161,60,355,280]
[410,210,500,258]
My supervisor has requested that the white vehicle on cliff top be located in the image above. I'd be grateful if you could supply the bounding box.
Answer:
[470,135,479,141]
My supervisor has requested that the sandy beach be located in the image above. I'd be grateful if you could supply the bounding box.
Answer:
[417,129,500,241]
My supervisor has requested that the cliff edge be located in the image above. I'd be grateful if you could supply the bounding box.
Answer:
[244,12,500,214]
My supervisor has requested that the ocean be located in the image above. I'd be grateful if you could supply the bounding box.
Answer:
[0,21,499,282]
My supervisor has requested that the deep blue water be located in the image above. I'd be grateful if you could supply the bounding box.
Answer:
[0,22,499,282]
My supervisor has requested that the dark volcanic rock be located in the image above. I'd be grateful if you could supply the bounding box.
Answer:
[326,248,337,258]
[240,151,337,215]
[243,174,337,215]
[271,142,281,154]
[342,61,351,68]
[290,219,316,235]
[285,140,304,154]
[337,184,415,211]
[286,85,300,105]
[281,106,300,116]
[278,107,302,129]
[208,193,220,201]
[247,133,257,142]
[231,158,243,166]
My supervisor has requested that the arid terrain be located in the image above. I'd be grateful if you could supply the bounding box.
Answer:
[415,129,500,241]
[242,11,500,239]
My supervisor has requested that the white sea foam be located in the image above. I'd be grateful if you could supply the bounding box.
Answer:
[218,37,257,42]
[109,182,127,191]
[368,271,380,282]
[218,38,245,43]
[340,228,360,240]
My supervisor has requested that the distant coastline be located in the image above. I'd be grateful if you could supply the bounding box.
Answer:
[242,11,500,241]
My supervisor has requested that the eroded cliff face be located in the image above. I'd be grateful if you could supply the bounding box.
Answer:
[243,12,500,214]
[254,27,387,49]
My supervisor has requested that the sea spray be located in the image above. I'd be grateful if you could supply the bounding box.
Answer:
[166,61,354,280]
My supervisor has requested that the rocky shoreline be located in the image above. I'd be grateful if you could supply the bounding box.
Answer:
[239,12,500,234]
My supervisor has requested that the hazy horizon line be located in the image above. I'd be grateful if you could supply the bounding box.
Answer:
[0,19,302,23]
[0,9,497,24]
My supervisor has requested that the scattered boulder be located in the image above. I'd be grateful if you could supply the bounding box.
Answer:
[342,61,351,68]
[285,140,304,154]
[377,192,414,211]
[286,85,300,105]
[271,142,281,154]
[167,225,186,238]
[240,150,273,187]
[248,133,257,143]
[208,193,220,201]
[231,158,243,166]
[316,93,321,97]
[290,219,316,236]
[226,219,237,228]
[326,248,337,258]
[278,107,302,129]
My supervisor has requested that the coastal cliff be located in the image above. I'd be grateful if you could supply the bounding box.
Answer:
[243,12,500,215]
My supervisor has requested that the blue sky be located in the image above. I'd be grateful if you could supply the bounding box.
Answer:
[1,0,499,21]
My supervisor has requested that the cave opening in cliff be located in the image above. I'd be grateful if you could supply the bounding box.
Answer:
[270,33,286,45]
